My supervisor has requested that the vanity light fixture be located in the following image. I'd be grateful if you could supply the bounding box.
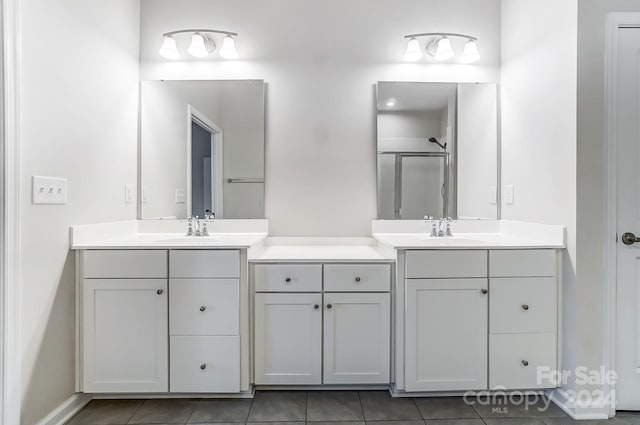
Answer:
[403,33,480,64]
[158,29,239,60]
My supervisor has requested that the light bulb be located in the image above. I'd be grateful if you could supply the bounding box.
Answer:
[460,40,480,64]
[187,32,215,58]
[403,38,423,62]
[158,36,180,60]
[219,35,239,59]
[434,37,455,61]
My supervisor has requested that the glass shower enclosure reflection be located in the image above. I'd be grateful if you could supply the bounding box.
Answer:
[378,152,450,219]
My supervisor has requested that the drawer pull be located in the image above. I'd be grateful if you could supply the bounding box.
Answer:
[156,289,164,295]
[327,303,333,309]
[199,306,206,312]
[522,304,530,311]
[481,289,488,295]
[313,304,319,310]
[200,363,207,370]
[355,276,361,282]
[285,277,291,283]
[521,360,529,367]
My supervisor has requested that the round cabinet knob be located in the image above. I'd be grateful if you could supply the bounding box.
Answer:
[200,363,207,370]
[481,289,488,295]
[313,304,320,310]
[200,306,206,312]
[285,277,291,283]
[327,304,333,309]
[522,304,530,311]
[522,360,529,367]
[156,289,164,295]
[355,277,361,282]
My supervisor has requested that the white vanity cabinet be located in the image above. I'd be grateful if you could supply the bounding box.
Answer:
[402,248,559,393]
[488,250,558,389]
[169,250,241,393]
[81,250,169,393]
[79,249,243,394]
[404,251,489,392]
[253,263,392,386]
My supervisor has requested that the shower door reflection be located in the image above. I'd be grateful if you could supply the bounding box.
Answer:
[378,152,450,219]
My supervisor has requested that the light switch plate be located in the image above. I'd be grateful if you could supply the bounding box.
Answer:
[504,184,514,205]
[489,186,497,205]
[32,176,68,205]
[175,188,186,204]
[125,184,134,203]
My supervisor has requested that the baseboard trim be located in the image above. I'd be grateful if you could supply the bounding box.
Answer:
[547,388,611,420]
[35,394,92,425]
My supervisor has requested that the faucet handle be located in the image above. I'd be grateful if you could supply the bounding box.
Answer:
[186,220,194,237]
[445,221,453,237]
[202,222,209,237]
[430,222,438,237]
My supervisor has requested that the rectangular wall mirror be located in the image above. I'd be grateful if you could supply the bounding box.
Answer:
[140,80,265,220]
[376,82,498,220]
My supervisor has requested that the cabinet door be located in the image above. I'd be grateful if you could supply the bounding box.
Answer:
[254,293,322,384]
[405,279,488,391]
[83,279,168,393]
[323,293,390,384]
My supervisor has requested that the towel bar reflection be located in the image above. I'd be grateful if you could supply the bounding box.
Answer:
[226,178,264,183]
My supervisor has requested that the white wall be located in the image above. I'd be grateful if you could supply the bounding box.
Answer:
[501,0,579,398]
[19,0,140,423]
[139,0,501,236]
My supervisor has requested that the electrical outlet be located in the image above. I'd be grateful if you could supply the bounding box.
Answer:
[125,184,134,203]
[175,188,186,204]
[489,186,497,205]
[504,184,514,205]
[32,176,68,205]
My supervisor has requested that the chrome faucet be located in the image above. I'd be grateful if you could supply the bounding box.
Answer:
[186,217,194,236]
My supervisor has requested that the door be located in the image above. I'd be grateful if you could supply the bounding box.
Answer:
[405,278,488,391]
[254,293,322,384]
[323,293,390,384]
[616,26,640,410]
[82,279,168,392]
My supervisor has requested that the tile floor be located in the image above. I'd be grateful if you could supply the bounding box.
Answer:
[65,391,640,425]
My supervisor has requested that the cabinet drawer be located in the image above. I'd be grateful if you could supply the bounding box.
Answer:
[324,264,391,292]
[169,279,239,336]
[490,278,557,334]
[170,336,240,393]
[405,250,487,278]
[83,250,167,278]
[170,250,239,279]
[489,333,557,389]
[490,250,556,277]
[254,264,322,292]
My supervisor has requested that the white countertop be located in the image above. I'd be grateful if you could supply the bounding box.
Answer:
[372,220,566,250]
[373,232,564,250]
[70,219,269,249]
[71,232,268,249]
[248,237,397,262]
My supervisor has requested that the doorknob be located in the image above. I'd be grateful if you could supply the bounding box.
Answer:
[622,232,640,245]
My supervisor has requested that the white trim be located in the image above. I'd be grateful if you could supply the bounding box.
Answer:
[546,388,610,420]
[35,394,92,425]
[1,0,20,423]
[187,105,223,218]
[604,12,640,418]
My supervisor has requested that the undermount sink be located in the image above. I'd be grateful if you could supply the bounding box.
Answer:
[424,237,488,245]
[151,235,215,244]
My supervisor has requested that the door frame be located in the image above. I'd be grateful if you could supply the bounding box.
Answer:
[186,105,223,218]
[1,0,20,423]
[604,12,640,417]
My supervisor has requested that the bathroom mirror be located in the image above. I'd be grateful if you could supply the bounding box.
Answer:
[376,82,498,220]
[140,80,265,220]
